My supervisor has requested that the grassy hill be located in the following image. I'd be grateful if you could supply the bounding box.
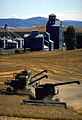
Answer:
[7,25,82,33]
[0,17,82,29]
[10,24,46,32]
[0,25,82,35]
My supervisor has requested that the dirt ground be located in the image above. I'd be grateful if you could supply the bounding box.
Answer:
[0,49,82,120]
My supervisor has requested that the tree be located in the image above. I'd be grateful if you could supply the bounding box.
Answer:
[64,26,77,50]
[76,33,82,49]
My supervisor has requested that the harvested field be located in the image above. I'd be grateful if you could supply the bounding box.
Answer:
[0,25,82,33]
[0,49,82,120]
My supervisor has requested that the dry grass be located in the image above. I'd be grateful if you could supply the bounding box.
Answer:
[0,94,81,120]
[0,25,46,33]
[0,25,82,33]
[0,49,82,120]
[12,25,82,33]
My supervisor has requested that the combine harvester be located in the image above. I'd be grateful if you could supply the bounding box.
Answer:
[0,69,80,109]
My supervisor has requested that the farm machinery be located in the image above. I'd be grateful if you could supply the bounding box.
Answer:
[0,69,80,108]
[0,69,48,95]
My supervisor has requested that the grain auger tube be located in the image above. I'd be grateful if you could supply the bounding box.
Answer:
[28,75,48,86]
[53,80,80,95]
[32,70,47,78]
[53,80,80,87]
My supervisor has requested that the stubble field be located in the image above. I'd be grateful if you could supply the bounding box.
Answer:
[0,49,82,120]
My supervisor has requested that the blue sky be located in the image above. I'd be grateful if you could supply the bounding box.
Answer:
[0,0,82,21]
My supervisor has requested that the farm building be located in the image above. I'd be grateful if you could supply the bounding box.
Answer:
[0,24,24,49]
[0,36,18,49]
[46,14,64,49]
[0,36,24,49]
[24,13,64,51]
[0,14,64,51]
[24,30,54,51]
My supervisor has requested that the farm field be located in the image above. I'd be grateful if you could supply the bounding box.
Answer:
[0,25,82,33]
[0,49,82,120]
[11,25,82,33]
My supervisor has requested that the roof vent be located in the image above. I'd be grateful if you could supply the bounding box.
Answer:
[32,30,39,36]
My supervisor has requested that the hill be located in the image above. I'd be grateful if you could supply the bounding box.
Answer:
[10,24,46,32]
[10,24,82,33]
[0,17,82,29]
[62,20,82,27]
[0,17,47,29]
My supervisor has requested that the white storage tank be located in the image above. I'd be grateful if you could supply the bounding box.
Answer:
[8,41,18,49]
[14,37,24,48]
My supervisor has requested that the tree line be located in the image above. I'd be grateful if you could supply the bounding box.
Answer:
[64,26,82,50]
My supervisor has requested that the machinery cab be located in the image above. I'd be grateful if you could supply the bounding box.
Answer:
[35,84,55,100]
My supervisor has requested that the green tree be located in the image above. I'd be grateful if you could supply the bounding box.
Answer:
[76,33,82,49]
[64,26,77,50]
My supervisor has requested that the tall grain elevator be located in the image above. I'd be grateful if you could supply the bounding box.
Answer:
[46,14,64,49]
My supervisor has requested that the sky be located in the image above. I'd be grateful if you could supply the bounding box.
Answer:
[0,0,82,21]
